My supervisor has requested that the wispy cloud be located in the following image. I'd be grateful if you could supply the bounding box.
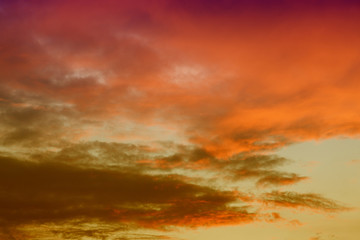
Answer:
[262,191,349,212]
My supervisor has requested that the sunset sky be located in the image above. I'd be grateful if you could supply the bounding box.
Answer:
[1,1,360,239]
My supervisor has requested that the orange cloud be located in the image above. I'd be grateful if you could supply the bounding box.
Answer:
[0,0,359,239]
[1,0,360,156]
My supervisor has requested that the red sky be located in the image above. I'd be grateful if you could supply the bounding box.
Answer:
[0,1,360,239]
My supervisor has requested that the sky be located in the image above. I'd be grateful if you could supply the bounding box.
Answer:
[0,0,360,239]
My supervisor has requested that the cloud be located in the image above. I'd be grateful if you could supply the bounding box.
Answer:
[0,222,179,240]
[0,141,350,239]
[147,148,306,187]
[347,159,360,165]
[224,155,308,187]
[0,155,255,237]
[262,191,348,212]
[34,141,154,167]
[0,146,345,238]
[0,88,83,148]
[256,173,308,187]
[1,0,360,156]
[0,0,359,238]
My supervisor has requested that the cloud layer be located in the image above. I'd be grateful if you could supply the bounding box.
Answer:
[0,0,359,239]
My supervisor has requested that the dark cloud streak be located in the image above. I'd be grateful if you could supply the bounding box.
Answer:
[0,155,254,237]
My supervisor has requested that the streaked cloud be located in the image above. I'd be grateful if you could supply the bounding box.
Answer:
[262,191,349,212]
